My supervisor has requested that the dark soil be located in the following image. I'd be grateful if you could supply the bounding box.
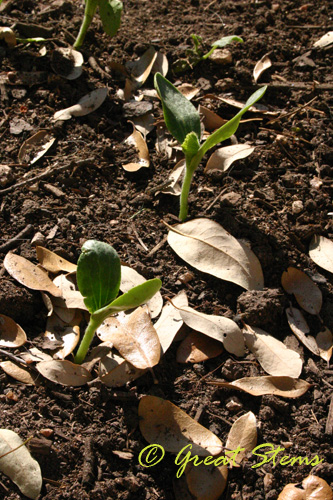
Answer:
[0,0,332,499]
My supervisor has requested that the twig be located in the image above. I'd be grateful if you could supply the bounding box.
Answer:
[0,224,33,253]
[267,96,319,125]
[88,56,112,80]
[130,222,149,252]
[264,82,333,91]
[0,348,29,367]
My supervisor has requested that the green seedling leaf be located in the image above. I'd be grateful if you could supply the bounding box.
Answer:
[154,73,201,145]
[99,0,123,36]
[182,131,201,156]
[104,279,162,314]
[77,240,121,314]
[202,35,243,60]
[200,85,267,156]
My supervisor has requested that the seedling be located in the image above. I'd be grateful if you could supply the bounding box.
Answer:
[74,0,123,49]
[74,240,161,364]
[154,73,267,221]
[173,35,243,73]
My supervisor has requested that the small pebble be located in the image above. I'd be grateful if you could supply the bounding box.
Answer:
[292,200,304,214]
[209,49,232,65]
[0,165,14,187]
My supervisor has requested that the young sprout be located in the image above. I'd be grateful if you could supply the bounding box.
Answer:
[173,35,243,73]
[154,73,267,221]
[74,240,161,364]
[74,0,123,49]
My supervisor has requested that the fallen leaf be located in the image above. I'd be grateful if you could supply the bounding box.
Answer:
[160,159,185,196]
[313,32,333,48]
[97,307,161,369]
[177,305,245,356]
[0,314,27,348]
[155,121,174,158]
[0,429,42,499]
[154,290,188,354]
[176,330,224,363]
[53,305,76,324]
[199,105,226,131]
[243,324,303,377]
[278,475,333,500]
[129,46,157,89]
[205,94,275,115]
[253,54,272,83]
[0,27,16,48]
[120,265,162,318]
[205,144,255,173]
[186,462,228,500]
[226,412,257,465]
[51,47,83,80]
[286,307,321,356]
[123,124,150,172]
[36,246,77,273]
[21,348,53,363]
[18,130,56,165]
[99,351,146,387]
[309,235,333,274]
[316,327,333,362]
[209,376,311,398]
[132,112,155,139]
[36,359,92,386]
[281,267,322,315]
[178,83,200,100]
[167,219,264,291]
[152,51,169,77]
[52,273,87,310]
[45,313,80,360]
[10,118,33,135]
[0,361,36,385]
[53,88,108,122]
[138,395,223,456]
[4,252,62,297]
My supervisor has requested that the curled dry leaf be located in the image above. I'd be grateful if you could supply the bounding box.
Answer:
[0,27,16,48]
[53,88,108,122]
[205,144,255,174]
[281,267,322,315]
[316,327,333,362]
[18,130,56,165]
[177,305,245,356]
[243,324,303,378]
[286,307,321,356]
[51,47,83,80]
[45,313,81,360]
[132,112,155,139]
[21,347,53,363]
[36,359,92,386]
[36,246,77,273]
[52,273,87,310]
[99,351,146,387]
[176,330,224,363]
[198,105,226,132]
[97,307,161,369]
[0,361,36,385]
[167,219,264,291]
[178,83,200,101]
[0,429,42,500]
[186,462,228,500]
[225,412,257,465]
[120,265,162,318]
[309,235,333,274]
[155,121,174,159]
[0,314,27,348]
[209,376,311,398]
[152,51,169,77]
[154,290,188,354]
[313,32,333,48]
[253,54,272,83]
[123,125,150,172]
[138,395,223,456]
[4,252,62,297]
[160,159,185,196]
[277,475,333,500]
[129,46,157,89]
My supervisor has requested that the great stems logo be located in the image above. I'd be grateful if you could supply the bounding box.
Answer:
[138,443,323,478]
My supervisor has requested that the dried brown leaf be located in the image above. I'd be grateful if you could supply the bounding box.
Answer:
[199,105,226,132]
[205,144,255,174]
[316,327,333,362]
[278,475,333,500]
[97,307,161,369]
[309,235,333,274]
[210,376,311,398]
[286,307,321,356]
[36,359,92,386]
[176,330,224,363]
[18,130,56,165]
[99,351,146,387]
[36,246,77,274]
[123,125,150,172]
[281,267,322,315]
[167,219,264,291]
[45,312,81,360]
[177,83,200,100]
[0,314,27,348]
[152,51,169,77]
[4,252,62,297]
[138,395,223,456]
[154,290,188,354]
[53,88,108,122]
[51,47,83,80]
[253,54,272,83]
[160,159,185,196]
[243,324,303,377]
[313,32,333,48]
[186,462,228,500]
[226,412,257,465]
[0,361,36,385]
[129,46,157,88]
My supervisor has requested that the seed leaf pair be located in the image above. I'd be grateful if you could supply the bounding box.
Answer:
[155,73,267,220]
